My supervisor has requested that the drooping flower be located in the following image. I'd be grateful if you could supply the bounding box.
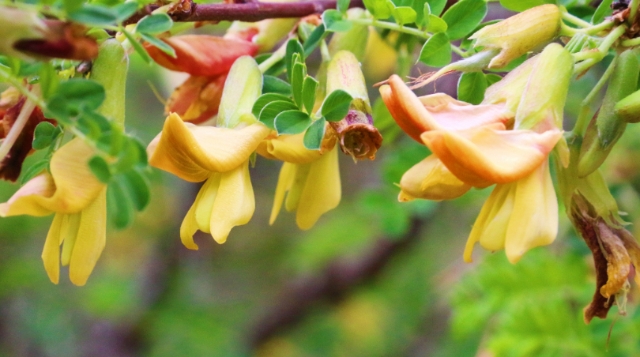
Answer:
[257,131,341,229]
[145,35,258,123]
[380,43,572,263]
[0,138,106,285]
[147,56,270,247]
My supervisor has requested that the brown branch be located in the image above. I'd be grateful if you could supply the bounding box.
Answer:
[125,0,365,25]
[247,216,426,348]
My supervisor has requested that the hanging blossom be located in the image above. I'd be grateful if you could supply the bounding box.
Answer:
[380,43,572,263]
[0,139,106,285]
[147,56,270,247]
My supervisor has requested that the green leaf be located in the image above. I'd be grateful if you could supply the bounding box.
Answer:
[140,33,176,58]
[303,24,326,55]
[252,93,294,118]
[499,0,555,12]
[274,110,313,135]
[121,169,150,211]
[363,0,394,19]
[393,7,418,25]
[426,14,447,33]
[291,61,306,107]
[302,76,319,113]
[415,2,430,28]
[89,156,111,183]
[20,159,49,185]
[259,101,299,129]
[97,130,124,156]
[52,78,106,114]
[321,90,353,121]
[63,0,83,13]
[592,0,613,24]
[69,5,118,26]
[115,138,146,172]
[457,72,487,105]
[322,9,353,32]
[418,32,451,67]
[428,0,446,16]
[114,2,139,23]
[136,14,173,34]
[122,29,152,64]
[285,39,304,81]
[303,118,326,150]
[32,122,57,150]
[442,0,487,40]
[263,75,292,95]
[337,0,350,13]
[108,178,134,229]
[486,73,502,86]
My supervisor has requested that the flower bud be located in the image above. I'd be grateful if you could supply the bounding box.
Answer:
[218,56,262,128]
[326,51,382,160]
[614,88,640,123]
[328,9,369,61]
[578,49,640,177]
[470,4,561,69]
[91,39,128,126]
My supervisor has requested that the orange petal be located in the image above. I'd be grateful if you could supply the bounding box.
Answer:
[145,35,258,76]
[166,75,226,124]
[148,113,270,182]
[422,126,562,186]
[399,155,471,201]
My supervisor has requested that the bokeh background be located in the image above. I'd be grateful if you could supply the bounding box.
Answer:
[4,2,640,356]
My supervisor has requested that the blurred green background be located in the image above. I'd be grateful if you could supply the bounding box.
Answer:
[4,14,640,357]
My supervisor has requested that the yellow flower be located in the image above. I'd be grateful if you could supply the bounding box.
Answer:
[380,44,572,263]
[257,131,341,230]
[147,56,270,248]
[0,138,106,285]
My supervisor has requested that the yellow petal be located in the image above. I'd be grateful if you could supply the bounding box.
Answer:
[180,203,200,250]
[68,188,107,286]
[296,146,341,230]
[209,161,255,243]
[422,126,562,186]
[257,133,325,164]
[41,213,64,284]
[0,138,104,215]
[270,162,296,225]
[194,174,221,233]
[0,173,55,217]
[148,113,270,182]
[285,163,312,212]
[464,183,513,262]
[399,155,471,201]
[505,162,557,263]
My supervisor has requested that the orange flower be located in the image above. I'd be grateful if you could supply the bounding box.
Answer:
[380,43,572,263]
[145,35,258,123]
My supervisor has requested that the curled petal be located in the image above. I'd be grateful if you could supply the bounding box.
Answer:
[270,162,296,225]
[148,113,270,182]
[166,75,226,124]
[0,138,104,216]
[399,155,471,201]
[145,35,258,76]
[381,76,512,142]
[180,203,200,250]
[42,213,64,284]
[257,131,336,164]
[209,161,255,243]
[68,188,107,286]
[422,126,562,186]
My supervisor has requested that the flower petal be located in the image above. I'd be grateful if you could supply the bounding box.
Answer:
[148,113,270,182]
[422,126,562,186]
[166,75,226,124]
[399,155,471,201]
[297,146,341,229]
[504,162,557,263]
[270,162,296,225]
[41,212,63,284]
[145,35,258,77]
[68,188,107,286]
[257,132,334,164]
[180,203,200,250]
[209,161,255,243]
[0,173,55,216]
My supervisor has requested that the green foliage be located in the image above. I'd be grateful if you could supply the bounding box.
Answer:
[442,0,487,40]
[457,72,488,105]
[499,0,556,12]
[591,0,613,24]
[419,32,451,67]
[322,9,353,32]
[321,89,353,121]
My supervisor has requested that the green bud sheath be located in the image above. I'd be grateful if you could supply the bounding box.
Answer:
[218,55,262,128]
[615,88,640,123]
[328,9,369,61]
[578,49,639,177]
[326,50,371,113]
[91,39,128,126]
